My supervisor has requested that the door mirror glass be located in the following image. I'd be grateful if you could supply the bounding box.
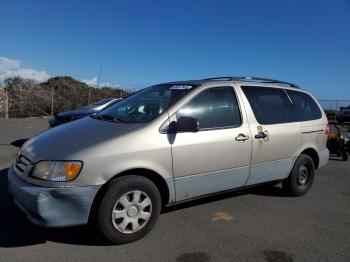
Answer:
[176,116,199,133]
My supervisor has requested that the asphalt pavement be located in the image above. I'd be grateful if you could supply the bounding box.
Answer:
[0,118,349,262]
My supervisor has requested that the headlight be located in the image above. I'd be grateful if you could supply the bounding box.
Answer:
[31,161,82,182]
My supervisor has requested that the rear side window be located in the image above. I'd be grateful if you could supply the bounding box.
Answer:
[241,86,296,125]
[176,86,241,130]
[286,90,322,121]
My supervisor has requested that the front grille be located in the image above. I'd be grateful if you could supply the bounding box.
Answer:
[15,154,31,174]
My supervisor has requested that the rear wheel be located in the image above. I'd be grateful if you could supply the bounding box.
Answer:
[282,154,315,196]
[97,175,161,244]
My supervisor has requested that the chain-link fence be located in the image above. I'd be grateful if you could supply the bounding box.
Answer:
[0,77,132,118]
[1,78,349,120]
[318,100,350,122]
[0,89,130,118]
[0,89,53,118]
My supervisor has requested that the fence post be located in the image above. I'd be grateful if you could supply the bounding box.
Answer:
[88,88,91,105]
[335,100,338,121]
[5,89,9,119]
[51,86,54,116]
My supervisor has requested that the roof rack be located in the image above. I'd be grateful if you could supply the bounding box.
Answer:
[202,76,300,89]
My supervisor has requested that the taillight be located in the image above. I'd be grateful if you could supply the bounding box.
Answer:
[325,124,330,135]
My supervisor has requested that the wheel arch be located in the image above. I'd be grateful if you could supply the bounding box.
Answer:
[300,148,320,169]
[88,168,171,224]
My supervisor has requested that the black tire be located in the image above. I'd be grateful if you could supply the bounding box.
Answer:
[97,175,161,244]
[282,154,315,196]
[342,151,348,161]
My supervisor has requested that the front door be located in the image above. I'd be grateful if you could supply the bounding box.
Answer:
[170,86,252,201]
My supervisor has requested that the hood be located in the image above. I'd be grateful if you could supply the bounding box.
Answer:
[57,109,96,119]
[21,117,142,163]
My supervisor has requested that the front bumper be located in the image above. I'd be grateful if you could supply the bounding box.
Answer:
[7,164,101,227]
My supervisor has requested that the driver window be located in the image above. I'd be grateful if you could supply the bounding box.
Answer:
[176,86,241,130]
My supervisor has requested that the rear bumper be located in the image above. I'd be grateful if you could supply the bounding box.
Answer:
[7,164,101,227]
[318,148,329,168]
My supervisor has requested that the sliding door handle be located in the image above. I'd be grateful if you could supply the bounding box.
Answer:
[235,133,249,142]
[255,131,268,139]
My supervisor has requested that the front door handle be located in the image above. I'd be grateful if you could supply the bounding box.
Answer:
[255,131,268,139]
[235,133,249,142]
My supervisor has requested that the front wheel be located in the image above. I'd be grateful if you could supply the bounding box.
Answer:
[282,154,315,196]
[97,175,161,244]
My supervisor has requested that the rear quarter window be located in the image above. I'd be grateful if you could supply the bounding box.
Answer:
[285,90,322,121]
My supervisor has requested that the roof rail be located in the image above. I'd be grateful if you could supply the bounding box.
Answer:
[202,77,233,81]
[202,76,300,89]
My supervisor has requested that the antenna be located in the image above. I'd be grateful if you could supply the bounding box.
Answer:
[88,63,103,105]
[96,63,103,89]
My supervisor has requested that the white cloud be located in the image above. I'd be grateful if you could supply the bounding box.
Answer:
[82,76,118,87]
[0,56,50,82]
[82,77,98,86]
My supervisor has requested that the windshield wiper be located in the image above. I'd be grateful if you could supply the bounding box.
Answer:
[90,113,104,120]
[96,114,128,123]
[112,117,128,123]
[126,119,145,123]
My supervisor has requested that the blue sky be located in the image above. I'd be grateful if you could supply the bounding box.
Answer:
[0,0,349,99]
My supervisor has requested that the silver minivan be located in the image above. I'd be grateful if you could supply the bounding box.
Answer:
[8,77,329,244]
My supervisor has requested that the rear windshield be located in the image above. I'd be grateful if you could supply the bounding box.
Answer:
[93,84,195,123]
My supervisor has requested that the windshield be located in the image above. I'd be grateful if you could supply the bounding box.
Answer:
[94,98,114,106]
[81,98,114,110]
[341,109,350,115]
[92,84,195,123]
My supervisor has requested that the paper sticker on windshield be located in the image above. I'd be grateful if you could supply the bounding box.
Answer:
[170,85,193,90]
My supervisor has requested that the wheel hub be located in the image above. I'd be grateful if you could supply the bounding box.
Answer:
[111,190,152,234]
[127,206,138,217]
[298,165,309,186]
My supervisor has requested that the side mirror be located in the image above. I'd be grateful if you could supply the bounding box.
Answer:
[176,116,199,133]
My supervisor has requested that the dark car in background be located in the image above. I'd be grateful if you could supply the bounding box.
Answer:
[337,106,350,123]
[49,98,121,127]
[327,122,349,161]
